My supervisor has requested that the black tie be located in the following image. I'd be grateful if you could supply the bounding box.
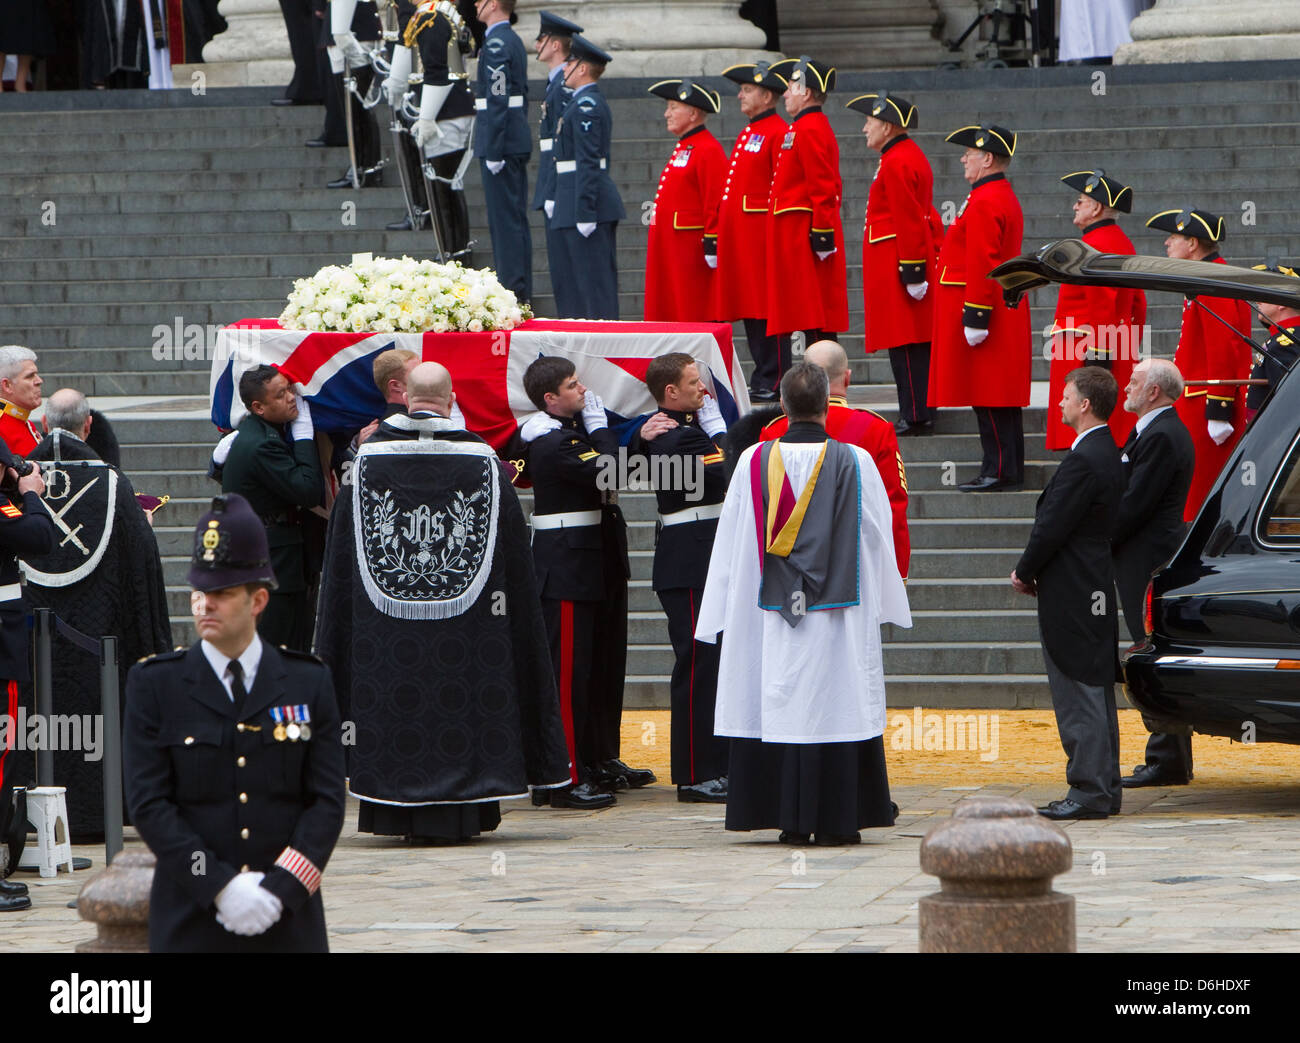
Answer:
[228,659,248,719]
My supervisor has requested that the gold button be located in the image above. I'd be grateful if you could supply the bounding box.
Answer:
[239,793,248,803]
[237,756,246,768]
[241,864,249,872]
[184,736,194,746]
[240,828,249,839]
[237,723,245,733]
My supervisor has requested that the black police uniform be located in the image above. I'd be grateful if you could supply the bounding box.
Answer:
[646,410,730,787]
[220,413,325,650]
[528,413,629,788]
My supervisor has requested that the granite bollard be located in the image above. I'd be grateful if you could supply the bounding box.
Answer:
[919,795,1075,953]
[76,850,155,953]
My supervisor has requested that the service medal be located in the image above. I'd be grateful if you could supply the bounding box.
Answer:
[274,723,287,742]
[298,723,312,741]
[286,722,301,741]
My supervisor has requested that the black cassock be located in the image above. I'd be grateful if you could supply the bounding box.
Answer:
[20,432,172,841]
[314,413,570,841]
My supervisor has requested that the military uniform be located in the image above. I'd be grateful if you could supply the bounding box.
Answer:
[475,15,532,302]
[220,413,325,650]
[1246,263,1300,420]
[532,11,582,318]
[0,402,39,457]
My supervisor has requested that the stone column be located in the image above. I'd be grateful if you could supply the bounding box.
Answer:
[777,0,947,71]
[178,0,296,89]
[515,1,769,78]
[1115,0,1300,63]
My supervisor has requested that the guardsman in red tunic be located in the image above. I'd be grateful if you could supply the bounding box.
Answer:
[0,346,42,457]
[847,91,943,437]
[644,79,726,322]
[712,61,789,401]
[763,57,849,347]
[929,124,1032,492]
[1045,170,1147,451]
[1146,207,1252,520]
[759,340,910,580]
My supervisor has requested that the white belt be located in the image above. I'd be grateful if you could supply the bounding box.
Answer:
[555,159,607,173]
[0,582,21,604]
[540,138,553,151]
[659,504,723,527]
[475,95,524,110]
[532,509,601,530]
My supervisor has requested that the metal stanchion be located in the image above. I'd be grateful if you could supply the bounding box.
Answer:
[99,635,123,865]
[33,607,53,787]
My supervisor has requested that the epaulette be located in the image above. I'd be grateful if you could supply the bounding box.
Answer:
[278,645,326,666]
[577,96,597,108]
[137,649,186,666]
[402,5,442,47]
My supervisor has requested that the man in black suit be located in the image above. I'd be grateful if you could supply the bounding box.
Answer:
[1113,358,1196,787]
[1012,366,1125,820]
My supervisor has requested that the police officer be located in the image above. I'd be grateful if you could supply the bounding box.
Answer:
[220,366,325,651]
[0,448,52,911]
[532,11,583,317]
[638,354,729,802]
[550,35,625,319]
[124,494,345,952]
[474,0,532,303]
[1246,262,1300,421]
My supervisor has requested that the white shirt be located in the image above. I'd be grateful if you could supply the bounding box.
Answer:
[1070,423,1109,451]
[200,633,263,701]
[1133,403,1173,439]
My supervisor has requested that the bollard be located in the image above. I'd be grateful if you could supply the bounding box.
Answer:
[33,608,54,787]
[99,635,124,865]
[918,795,1075,953]
[75,850,155,953]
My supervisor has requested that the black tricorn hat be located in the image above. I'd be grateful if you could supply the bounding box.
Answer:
[1146,207,1225,242]
[1060,169,1132,212]
[945,123,1016,158]
[648,78,721,113]
[188,493,278,592]
[720,60,788,94]
[536,10,582,40]
[846,91,917,128]
[770,55,836,94]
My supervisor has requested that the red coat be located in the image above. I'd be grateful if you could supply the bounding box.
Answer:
[1171,256,1252,520]
[712,110,786,322]
[862,135,942,353]
[764,108,849,337]
[760,398,910,579]
[0,405,39,457]
[928,173,1031,408]
[644,126,725,322]
[1044,220,1147,450]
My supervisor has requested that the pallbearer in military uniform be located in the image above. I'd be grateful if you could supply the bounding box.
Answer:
[763,57,848,353]
[124,494,345,952]
[550,35,625,319]
[474,0,532,302]
[848,91,942,437]
[532,11,582,317]
[1044,170,1146,450]
[637,354,730,802]
[929,124,1032,492]
[712,62,789,401]
[1146,207,1251,520]
[1245,262,1300,422]
[644,79,725,322]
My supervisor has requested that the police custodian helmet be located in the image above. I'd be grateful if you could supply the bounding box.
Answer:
[188,493,279,592]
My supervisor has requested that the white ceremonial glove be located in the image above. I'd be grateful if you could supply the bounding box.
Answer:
[1207,419,1234,445]
[211,430,238,467]
[697,394,726,438]
[577,222,597,238]
[214,873,283,937]
[544,200,555,219]
[448,398,465,428]
[290,393,314,440]
[907,281,929,301]
[413,118,441,149]
[519,412,561,443]
[815,249,835,261]
[581,390,608,431]
[384,45,413,108]
[964,326,989,347]
[486,159,505,175]
[704,254,718,269]
[333,31,370,66]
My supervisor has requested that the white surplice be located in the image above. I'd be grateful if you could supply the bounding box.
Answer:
[695,440,911,744]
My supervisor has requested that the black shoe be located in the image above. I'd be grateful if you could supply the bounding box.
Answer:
[327,168,384,189]
[958,474,1023,492]
[890,800,900,823]
[531,788,553,806]
[677,778,727,803]
[1037,798,1108,820]
[0,879,27,896]
[1121,764,1191,788]
[306,137,343,148]
[0,893,31,912]
[598,758,655,789]
[549,782,615,809]
[778,831,811,845]
[894,419,933,437]
[589,763,630,792]
[750,389,778,403]
[813,831,861,846]
[386,213,431,231]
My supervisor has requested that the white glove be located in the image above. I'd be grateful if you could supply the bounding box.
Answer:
[384,45,413,108]
[214,872,283,937]
[964,326,989,347]
[1207,419,1234,445]
[211,430,238,467]
[815,249,835,261]
[697,394,726,438]
[577,222,597,238]
[449,398,465,427]
[413,118,441,149]
[333,31,370,66]
[290,393,314,441]
[704,254,718,269]
[581,390,608,431]
[544,200,555,219]
[486,159,505,175]
[906,281,928,301]
[519,412,561,443]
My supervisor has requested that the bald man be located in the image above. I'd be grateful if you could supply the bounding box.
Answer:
[761,340,910,578]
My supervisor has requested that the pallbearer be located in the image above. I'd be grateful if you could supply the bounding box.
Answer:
[644,79,726,322]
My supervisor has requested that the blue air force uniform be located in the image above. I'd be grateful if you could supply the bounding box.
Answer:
[536,67,576,315]
[475,18,532,303]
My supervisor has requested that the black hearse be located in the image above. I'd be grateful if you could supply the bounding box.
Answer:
[993,239,1300,744]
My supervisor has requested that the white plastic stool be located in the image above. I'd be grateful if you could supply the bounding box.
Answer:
[17,786,75,878]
